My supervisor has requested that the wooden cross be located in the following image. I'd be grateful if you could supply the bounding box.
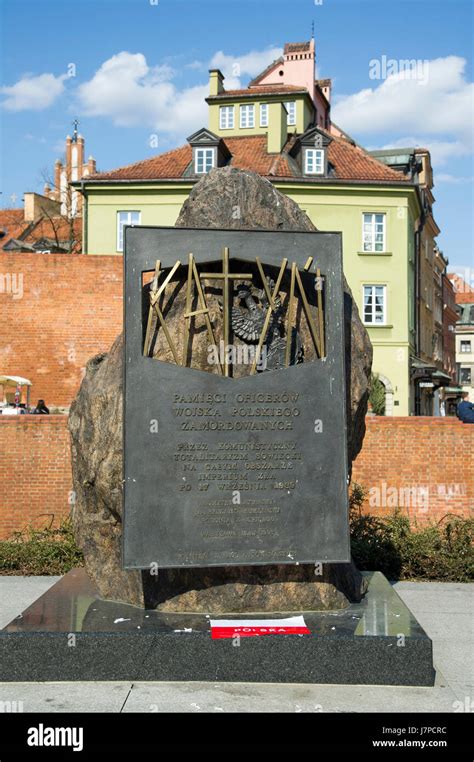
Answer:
[285,261,325,366]
[182,252,223,374]
[200,247,253,376]
[143,259,181,362]
[250,257,288,375]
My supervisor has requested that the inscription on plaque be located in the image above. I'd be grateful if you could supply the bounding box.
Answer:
[123,227,350,569]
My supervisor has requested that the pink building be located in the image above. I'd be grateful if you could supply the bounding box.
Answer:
[248,39,332,130]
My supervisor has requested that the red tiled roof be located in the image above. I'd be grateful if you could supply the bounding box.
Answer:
[86,144,193,181]
[0,209,26,247]
[455,292,474,304]
[448,273,474,303]
[0,209,24,223]
[226,135,293,176]
[210,84,307,98]
[87,132,411,184]
[326,133,408,181]
[0,209,82,253]
[22,216,82,252]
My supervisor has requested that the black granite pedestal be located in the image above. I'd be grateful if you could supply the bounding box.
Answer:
[0,569,435,685]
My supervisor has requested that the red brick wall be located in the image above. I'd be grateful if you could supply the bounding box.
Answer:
[0,253,123,408]
[352,417,474,523]
[0,416,72,539]
[0,415,471,539]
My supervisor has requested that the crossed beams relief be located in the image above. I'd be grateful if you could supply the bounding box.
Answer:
[143,247,325,376]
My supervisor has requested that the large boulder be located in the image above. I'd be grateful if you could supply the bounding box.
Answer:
[68,167,372,612]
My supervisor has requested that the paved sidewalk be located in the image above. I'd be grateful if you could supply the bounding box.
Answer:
[0,577,471,712]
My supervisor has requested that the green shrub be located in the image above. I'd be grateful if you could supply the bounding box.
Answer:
[0,520,83,575]
[369,372,386,415]
[349,483,474,582]
[1,491,472,582]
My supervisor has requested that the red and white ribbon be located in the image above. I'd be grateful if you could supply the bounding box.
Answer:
[210,615,310,639]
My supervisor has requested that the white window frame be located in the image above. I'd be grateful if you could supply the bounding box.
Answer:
[284,101,296,125]
[362,212,386,253]
[195,147,215,174]
[363,284,387,325]
[117,210,141,252]
[459,366,472,384]
[305,148,324,175]
[460,340,471,353]
[219,105,234,130]
[240,104,255,129]
[260,103,268,127]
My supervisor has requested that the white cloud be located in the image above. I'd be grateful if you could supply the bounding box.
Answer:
[1,72,67,111]
[77,52,208,135]
[24,133,47,144]
[333,56,473,162]
[186,60,206,71]
[77,46,282,139]
[368,136,470,167]
[209,46,282,81]
[436,173,473,184]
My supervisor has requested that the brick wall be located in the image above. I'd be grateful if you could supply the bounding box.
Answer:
[0,252,123,408]
[0,416,72,539]
[352,417,474,522]
[0,415,471,539]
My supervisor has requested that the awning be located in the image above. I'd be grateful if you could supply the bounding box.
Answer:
[411,359,452,386]
[443,386,464,393]
[0,375,32,386]
[432,369,454,385]
[411,358,437,373]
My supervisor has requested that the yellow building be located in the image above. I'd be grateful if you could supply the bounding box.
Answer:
[74,40,448,415]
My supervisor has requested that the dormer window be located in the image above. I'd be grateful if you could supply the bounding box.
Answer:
[284,101,296,126]
[305,148,324,175]
[240,104,255,128]
[219,106,234,130]
[195,148,215,174]
[187,128,230,176]
[291,126,332,179]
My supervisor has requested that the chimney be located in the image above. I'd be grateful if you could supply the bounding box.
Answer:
[86,156,96,176]
[24,192,61,222]
[54,159,62,201]
[209,69,225,96]
[267,102,287,153]
[76,135,85,175]
[65,135,72,178]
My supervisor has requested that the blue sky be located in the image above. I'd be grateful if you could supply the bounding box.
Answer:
[0,0,473,271]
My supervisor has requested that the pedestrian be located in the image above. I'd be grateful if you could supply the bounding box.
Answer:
[456,392,474,424]
[34,399,50,415]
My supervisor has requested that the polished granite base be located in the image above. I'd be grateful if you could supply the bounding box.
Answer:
[0,569,435,685]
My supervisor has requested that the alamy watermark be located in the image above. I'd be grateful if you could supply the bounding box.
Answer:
[0,272,23,300]
[208,341,268,371]
[368,482,429,513]
[369,55,430,85]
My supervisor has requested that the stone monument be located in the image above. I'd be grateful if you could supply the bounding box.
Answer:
[0,169,435,686]
[69,168,371,612]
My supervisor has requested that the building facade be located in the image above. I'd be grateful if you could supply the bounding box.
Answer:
[74,39,450,416]
[442,272,458,383]
[448,274,474,403]
[456,302,474,402]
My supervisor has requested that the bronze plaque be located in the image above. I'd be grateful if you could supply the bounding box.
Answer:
[123,226,349,569]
